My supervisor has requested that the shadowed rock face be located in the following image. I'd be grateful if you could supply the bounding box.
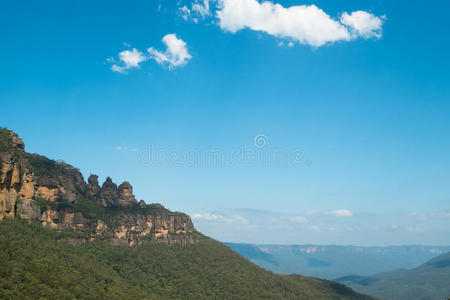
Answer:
[87,174,101,199]
[118,181,137,206]
[0,128,198,245]
[98,178,138,207]
[100,177,119,207]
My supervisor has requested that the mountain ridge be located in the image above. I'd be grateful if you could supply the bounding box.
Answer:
[336,251,450,300]
[0,128,200,245]
[226,242,450,279]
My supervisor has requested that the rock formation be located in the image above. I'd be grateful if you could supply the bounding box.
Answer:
[0,128,198,245]
[118,181,137,206]
[87,174,101,199]
[100,177,119,207]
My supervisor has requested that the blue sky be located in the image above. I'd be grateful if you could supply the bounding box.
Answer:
[1,0,450,245]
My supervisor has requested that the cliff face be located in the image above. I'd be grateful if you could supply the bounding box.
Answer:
[0,128,198,245]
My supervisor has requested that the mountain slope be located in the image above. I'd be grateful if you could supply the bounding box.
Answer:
[0,219,374,300]
[0,128,373,299]
[336,252,450,300]
[226,243,450,279]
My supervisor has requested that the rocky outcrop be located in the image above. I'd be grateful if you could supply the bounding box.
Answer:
[118,181,137,206]
[92,210,196,245]
[0,130,33,220]
[100,177,118,207]
[0,130,86,220]
[98,177,138,207]
[87,174,101,200]
[0,128,199,245]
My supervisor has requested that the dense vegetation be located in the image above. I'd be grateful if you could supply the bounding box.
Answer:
[0,219,372,300]
[27,153,82,180]
[0,127,13,152]
[336,252,450,300]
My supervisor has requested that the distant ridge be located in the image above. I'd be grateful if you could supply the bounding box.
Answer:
[336,251,450,300]
[226,242,450,279]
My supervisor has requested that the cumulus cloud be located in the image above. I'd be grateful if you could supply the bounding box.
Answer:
[148,34,192,69]
[108,34,191,73]
[110,48,147,73]
[340,11,385,38]
[217,0,352,47]
[177,0,384,47]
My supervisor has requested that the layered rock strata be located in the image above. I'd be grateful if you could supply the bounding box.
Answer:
[0,128,197,245]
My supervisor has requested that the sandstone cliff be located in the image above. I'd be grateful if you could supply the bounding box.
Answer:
[0,128,198,245]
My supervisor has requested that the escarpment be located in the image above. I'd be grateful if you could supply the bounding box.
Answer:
[0,128,199,245]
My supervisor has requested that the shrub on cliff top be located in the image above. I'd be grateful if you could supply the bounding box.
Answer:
[0,127,13,152]
[28,153,80,178]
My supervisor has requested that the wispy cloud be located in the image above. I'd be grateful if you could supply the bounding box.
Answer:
[192,0,211,18]
[108,34,191,73]
[307,209,354,217]
[189,208,448,244]
[192,213,249,225]
[409,211,450,221]
[115,146,138,152]
[178,0,210,23]
[179,5,192,21]
[407,226,424,233]
[279,215,309,223]
[326,209,354,217]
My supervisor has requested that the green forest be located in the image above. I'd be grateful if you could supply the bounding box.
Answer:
[0,219,372,300]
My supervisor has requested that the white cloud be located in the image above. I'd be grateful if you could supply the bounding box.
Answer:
[192,213,249,224]
[192,213,222,221]
[192,0,210,18]
[340,11,385,38]
[280,215,309,223]
[115,146,139,152]
[148,34,192,69]
[108,35,191,73]
[179,0,210,22]
[111,48,147,73]
[179,5,192,21]
[175,0,384,47]
[326,209,354,217]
